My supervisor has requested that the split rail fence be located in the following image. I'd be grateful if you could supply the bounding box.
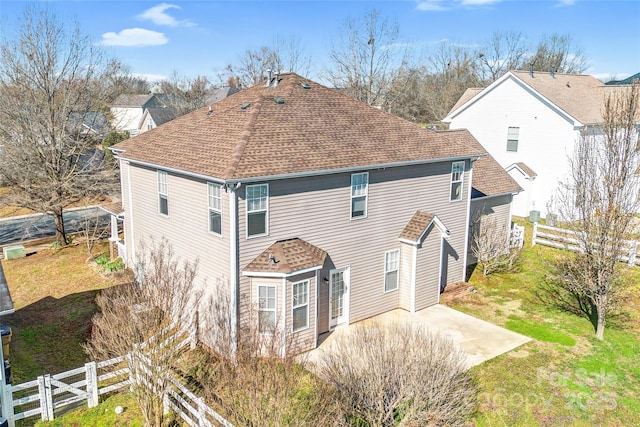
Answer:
[2,333,233,427]
[532,222,639,266]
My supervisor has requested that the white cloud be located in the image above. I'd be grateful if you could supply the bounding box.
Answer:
[132,73,168,83]
[416,1,448,11]
[416,0,502,11]
[138,3,194,27]
[460,0,501,4]
[100,28,168,47]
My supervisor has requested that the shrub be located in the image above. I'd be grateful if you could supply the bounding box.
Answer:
[318,321,477,426]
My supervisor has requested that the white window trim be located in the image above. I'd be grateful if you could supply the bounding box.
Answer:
[384,249,400,293]
[257,284,277,335]
[506,126,520,152]
[292,280,310,332]
[350,172,369,220]
[450,161,465,202]
[207,182,222,236]
[157,171,169,216]
[246,183,269,238]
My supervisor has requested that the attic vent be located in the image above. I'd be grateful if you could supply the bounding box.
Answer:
[240,102,251,110]
[301,82,311,89]
[274,97,285,104]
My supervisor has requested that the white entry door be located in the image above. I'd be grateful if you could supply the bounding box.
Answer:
[329,267,350,328]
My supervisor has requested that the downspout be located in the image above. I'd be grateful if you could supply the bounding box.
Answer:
[125,160,136,267]
[462,160,474,280]
[282,277,287,357]
[228,184,239,357]
[410,245,417,313]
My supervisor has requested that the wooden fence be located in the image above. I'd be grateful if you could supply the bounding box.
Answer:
[3,334,233,426]
[532,222,639,266]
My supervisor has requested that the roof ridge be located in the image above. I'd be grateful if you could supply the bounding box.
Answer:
[222,97,263,180]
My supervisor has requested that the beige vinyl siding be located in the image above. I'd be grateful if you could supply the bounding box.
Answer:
[415,229,442,311]
[125,165,231,330]
[468,194,514,265]
[285,271,317,354]
[398,243,413,311]
[238,161,471,327]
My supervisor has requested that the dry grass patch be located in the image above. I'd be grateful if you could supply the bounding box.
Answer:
[1,241,129,382]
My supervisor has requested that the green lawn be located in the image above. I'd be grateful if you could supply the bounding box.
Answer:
[450,220,640,426]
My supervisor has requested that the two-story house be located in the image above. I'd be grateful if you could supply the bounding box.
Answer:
[112,73,520,354]
[443,69,636,219]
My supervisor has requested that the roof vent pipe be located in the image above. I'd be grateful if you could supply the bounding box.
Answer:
[264,69,272,87]
[529,63,534,78]
[551,65,555,78]
[272,71,279,88]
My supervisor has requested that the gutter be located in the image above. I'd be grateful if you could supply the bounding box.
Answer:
[114,152,485,186]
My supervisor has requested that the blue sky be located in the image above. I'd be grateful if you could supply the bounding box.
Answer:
[1,0,639,84]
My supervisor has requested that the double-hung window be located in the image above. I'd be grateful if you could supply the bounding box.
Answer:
[208,182,222,235]
[450,162,464,201]
[292,280,309,331]
[384,250,400,292]
[506,126,520,152]
[157,171,168,215]
[246,184,268,237]
[258,285,276,333]
[351,172,369,218]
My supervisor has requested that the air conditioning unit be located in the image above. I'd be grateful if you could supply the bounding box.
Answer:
[2,245,25,260]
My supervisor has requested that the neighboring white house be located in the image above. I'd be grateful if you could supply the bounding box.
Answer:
[443,70,636,219]
[110,94,159,137]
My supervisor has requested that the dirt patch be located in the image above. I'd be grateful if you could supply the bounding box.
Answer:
[440,282,477,304]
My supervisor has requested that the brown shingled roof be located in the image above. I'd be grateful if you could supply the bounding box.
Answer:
[114,74,484,181]
[243,238,327,275]
[447,87,483,117]
[449,71,637,126]
[399,211,435,242]
[514,162,537,178]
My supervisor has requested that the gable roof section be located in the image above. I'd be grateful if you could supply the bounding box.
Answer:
[399,211,450,245]
[446,70,635,126]
[506,162,537,179]
[448,88,483,116]
[112,94,154,108]
[114,73,484,182]
[452,132,521,198]
[143,107,178,127]
[243,238,327,277]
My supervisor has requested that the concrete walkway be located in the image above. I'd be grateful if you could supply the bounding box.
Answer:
[307,305,531,369]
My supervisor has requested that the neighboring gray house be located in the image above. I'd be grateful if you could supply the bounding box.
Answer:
[139,107,177,133]
[110,94,164,136]
[112,73,519,354]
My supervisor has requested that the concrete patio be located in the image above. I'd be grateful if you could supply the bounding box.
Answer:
[306,305,531,369]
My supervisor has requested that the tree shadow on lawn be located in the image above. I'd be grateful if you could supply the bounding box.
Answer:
[3,289,102,383]
[534,276,633,334]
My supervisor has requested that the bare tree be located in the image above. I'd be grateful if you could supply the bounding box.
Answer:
[85,238,202,426]
[551,82,639,340]
[476,30,528,82]
[226,46,280,88]
[326,8,407,107]
[158,71,214,116]
[198,292,342,426]
[318,321,477,426]
[528,33,588,74]
[470,211,521,276]
[423,41,482,120]
[0,6,119,246]
[271,35,312,76]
